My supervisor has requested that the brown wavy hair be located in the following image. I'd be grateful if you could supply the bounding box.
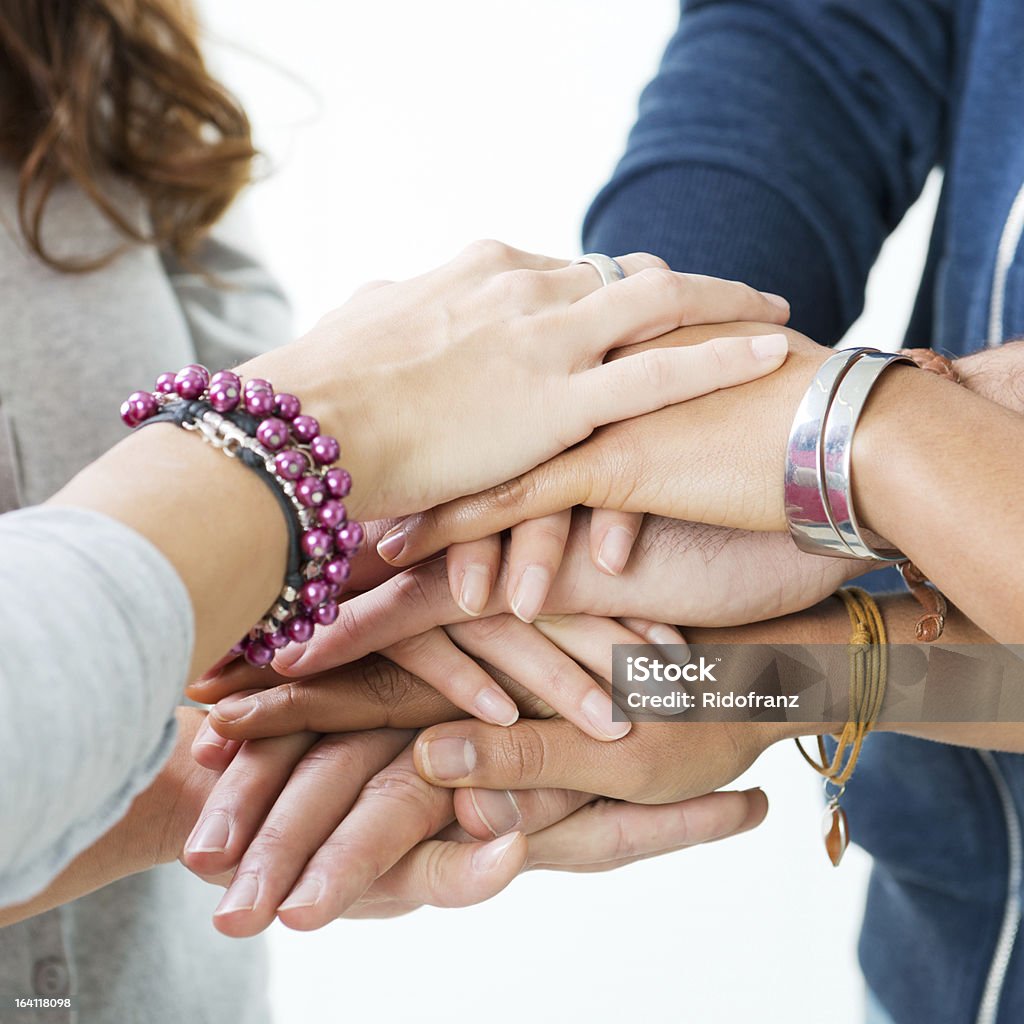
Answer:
[0,0,256,270]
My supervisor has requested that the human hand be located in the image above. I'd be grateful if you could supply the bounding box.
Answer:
[196,600,683,740]
[182,718,767,933]
[268,508,861,683]
[247,244,791,521]
[443,507,645,622]
[371,321,829,559]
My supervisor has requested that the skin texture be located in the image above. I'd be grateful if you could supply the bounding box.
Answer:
[50,247,789,678]
[379,321,1024,642]
[25,308,1024,930]
[182,335,1024,908]
[0,703,768,929]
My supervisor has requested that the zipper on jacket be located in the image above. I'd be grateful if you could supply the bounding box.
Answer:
[987,179,1024,347]
[975,751,1023,1024]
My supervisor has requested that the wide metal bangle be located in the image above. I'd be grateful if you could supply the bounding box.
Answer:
[785,348,872,556]
[821,350,915,561]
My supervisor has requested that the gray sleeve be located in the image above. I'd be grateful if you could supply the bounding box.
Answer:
[160,200,293,368]
[0,506,194,907]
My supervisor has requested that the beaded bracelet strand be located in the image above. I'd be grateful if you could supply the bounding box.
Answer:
[120,364,362,667]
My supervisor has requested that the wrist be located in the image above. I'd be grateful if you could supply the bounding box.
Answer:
[849,364,931,548]
[239,338,387,522]
[144,710,216,866]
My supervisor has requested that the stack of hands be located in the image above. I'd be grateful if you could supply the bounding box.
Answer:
[157,241,878,935]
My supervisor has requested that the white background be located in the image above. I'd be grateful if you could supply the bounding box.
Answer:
[200,3,939,1021]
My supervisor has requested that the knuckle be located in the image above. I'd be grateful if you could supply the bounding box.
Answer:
[273,681,310,724]
[634,347,673,394]
[246,818,295,854]
[635,265,680,299]
[327,598,363,651]
[499,267,543,298]
[517,519,568,554]
[462,238,515,266]
[391,567,442,615]
[458,612,515,645]
[541,659,589,706]
[704,335,732,378]
[292,737,359,782]
[318,833,382,884]
[491,725,545,786]
[420,844,460,905]
[384,629,435,662]
[625,251,669,272]
[361,764,436,825]
[490,475,528,512]
[359,657,414,709]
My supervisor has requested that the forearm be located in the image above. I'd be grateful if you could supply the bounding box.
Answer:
[686,594,1024,753]
[852,366,1024,643]
[584,1,950,344]
[53,425,289,679]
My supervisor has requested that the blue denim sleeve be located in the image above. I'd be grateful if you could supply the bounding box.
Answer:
[584,0,954,344]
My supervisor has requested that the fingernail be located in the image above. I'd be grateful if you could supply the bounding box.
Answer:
[647,624,690,659]
[214,873,260,916]
[278,878,322,912]
[421,736,476,780]
[471,831,520,872]
[750,333,788,361]
[273,645,303,672]
[376,528,406,562]
[469,789,522,836]
[473,688,519,727]
[582,690,631,740]
[510,565,550,623]
[185,812,231,854]
[457,564,492,617]
[760,291,790,311]
[213,696,256,724]
[192,717,228,749]
[596,526,635,576]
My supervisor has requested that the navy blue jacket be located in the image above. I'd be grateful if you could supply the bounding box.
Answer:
[584,3,1024,1022]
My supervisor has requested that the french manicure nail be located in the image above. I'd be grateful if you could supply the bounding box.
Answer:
[581,690,631,740]
[272,645,303,672]
[647,624,690,659]
[458,564,491,617]
[596,526,635,576]
[471,831,520,872]
[185,812,231,854]
[470,789,522,837]
[278,878,322,912]
[750,333,788,361]
[192,717,228,749]
[760,291,790,311]
[376,528,406,562]
[213,696,256,723]
[473,688,519,727]
[214,873,260,915]
[421,736,476,780]
[510,565,550,623]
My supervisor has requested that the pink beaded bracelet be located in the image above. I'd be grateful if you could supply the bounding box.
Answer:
[121,364,362,667]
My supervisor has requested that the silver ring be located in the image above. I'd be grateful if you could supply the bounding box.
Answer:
[572,253,626,286]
